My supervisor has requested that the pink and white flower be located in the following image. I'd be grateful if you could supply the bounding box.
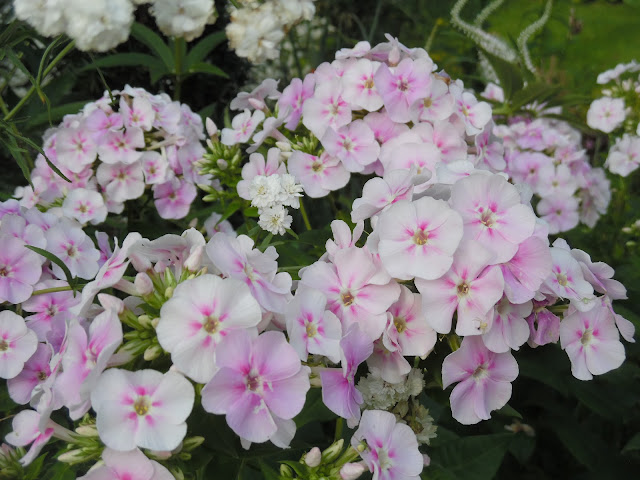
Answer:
[321,120,381,173]
[8,343,52,404]
[97,127,145,165]
[221,109,266,145]
[62,189,108,225]
[287,151,350,198]
[342,58,384,111]
[586,97,626,133]
[156,274,262,383]
[0,234,44,304]
[201,329,310,444]
[91,368,195,451]
[96,161,146,203]
[153,177,197,219]
[45,218,101,280]
[78,448,174,480]
[277,76,315,130]
[442,336,519,425]
[0,311,38,380]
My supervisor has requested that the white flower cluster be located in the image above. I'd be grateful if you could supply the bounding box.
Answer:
[249,173,302,235]
[357,368,425,411]
[413,404,437,446]
[226,0,315,63]
[13,0,216,51]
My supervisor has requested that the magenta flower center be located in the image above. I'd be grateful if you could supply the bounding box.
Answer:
[246,370,263,393]
[0,265,11,277]
[480,210,496,228]
[413,229,429,245]
[37,371,48,381]
[133,396,151,416]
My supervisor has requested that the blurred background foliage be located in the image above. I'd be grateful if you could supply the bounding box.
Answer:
[1,1,640,479]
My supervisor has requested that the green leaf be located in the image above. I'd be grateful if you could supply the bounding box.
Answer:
[130,23,175,71]
[622,433,640,454]
[23,454,47,480]
[219,200,243,223]
[186,31,227,67]
[1,133,32,187]
[495,403,523,419]
[479,49,524,103]
[187,62,229,78]
[294,388,337,428]
[428,433,513,480]
[259,462,282,480]
[42,463,76,480]
[26,246,77,294]
[82,53,166,71]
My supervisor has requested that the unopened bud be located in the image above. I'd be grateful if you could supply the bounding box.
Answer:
[58,449,86,464]
[304,447,321,467]
[217,158,228,170]
[138,315,152,328]
[75,425,99,437]
[144,345,163,361]
[340,462,367,480]
[206,118,218,137]
[321,439,344,463]
[151,317,160,328]
[275,141,292,152]
[134,273,154,296]
[170,468,185,480]
[279,464,294,478]
[184,246,204,272]
[164,286,174,299]
[248,97,266,111]
[182,436,205,451]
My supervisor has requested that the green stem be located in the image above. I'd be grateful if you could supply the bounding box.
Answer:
[334,417,343,441]
[0,95,9,116]
[4,40,75,122]
[31,286,74,296]
[173,37,186,101]
[425,18,444,52]
[288,30,304,79]
[299,199,312,231]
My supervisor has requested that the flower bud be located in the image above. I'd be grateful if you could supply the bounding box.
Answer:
[206,118,218,137]
[217,158,229,170]
[144,344,163,361]
[340,462,367,480]
[182,436,205,451]
[248,97,266,111]
[74,425,99,437]
[304,447,321,467]
[138,315,153,328]
[164,286,174,299]
[279,464,294,478]
[58,449,87,464]
[321,439,344,463]
[134,273,154,296]
[184,246,204,273]
[170,468,185,480]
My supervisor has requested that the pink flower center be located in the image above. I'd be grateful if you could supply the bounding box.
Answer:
[67,245,79,258]
[0,265,11,277]
[341,138,354,152]
[0,340,9,351]
[133,396,151,416]
[413,229,429,245]
[472,363,489,379]
[556,273,568,287]
[306,322,318,338]
[46,305,59,317]
[397,78,409,92]
[37,371,48,381]
[480,210,496,228]
[246,371,263,393]
[311,161,324,173]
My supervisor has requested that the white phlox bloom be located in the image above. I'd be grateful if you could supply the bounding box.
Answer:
[258,205,292,236]
[152,0,218,41]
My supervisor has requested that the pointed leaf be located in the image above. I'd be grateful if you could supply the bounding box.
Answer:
[186,31,227,67]
[130,23,175,71]
[81,53,166,71]
[187,62,229,78]
[26,246,77,294]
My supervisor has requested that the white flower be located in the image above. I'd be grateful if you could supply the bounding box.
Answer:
[64,0,134,52]
[586,97,626,133]
[152,0,218,42]
[13,0,68,37]
[226,3,285,63]
[258,205,292,235]
[278,173,304,208]
[249,175,281,209]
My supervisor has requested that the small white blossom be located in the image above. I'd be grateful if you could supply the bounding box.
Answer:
[278,173,304,208]
[249,175,282,209]
[258,205,292,235]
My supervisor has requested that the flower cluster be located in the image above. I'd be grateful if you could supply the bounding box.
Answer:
[13,0,217,51]
[587,60,640,176]
[226,0,316,63]
[15,86,206,221]
[483,84,611,232]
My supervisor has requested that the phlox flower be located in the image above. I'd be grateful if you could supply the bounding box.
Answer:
[586,97,626,133]
[91,368,194,451]
[473,123,506,171]
[120,95,155,131]
[0,213,46,249]
[300,247,400,340]
[56,311,123,419]
[8,343,52,404]
[231,78,280,111]
[203,212,235,237]
[258,205,292,236]
[537,165,578,198]
[379,133,441,184]
[45,218,101,280]
[287,151,350,198]
[606,134,640,177]
[206,233,293,314]
[351,168,416,222]
[542,245,595,310]
[452,90,492,135]
[363,111,409,145]
[237,148,287,200]
[55,127,98,173]
[351,409,424,480]
[500,236,552,304]
[414,121,468,164]
[140,151,170,185]
[156,274,262,383]
[374,57,432,122]
[416,240,504,336]
[536,193,580,234]
[277,173,303,208]
[442,336,518,425]
[409,77,454,123]
[322,120,381,173]
[62,188,108,225]
[324,219,365,261]
[367,338,411,384]
[22,279,80,340]
[342,58,384,111]
[320,324,373,426]
[383,285,437,358]
[248,113,289,153]
[336,40,371,59]
[221,109,266,145]
[482,297,532,353]
[285,287,342,363]
[302,79,352,139]
[277,75,315,130]
[201,329,310,444]
[78,448,174,480]
[97,127,145,165]
[0,311,38,380]
[0,234,44,304]
[560,306,625,380]
[526,307,560,347]
[96,161,146,203]
[5,410,55,466]
[450,173,536,264]
[376,197,463,281]
[153,177,197,219]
